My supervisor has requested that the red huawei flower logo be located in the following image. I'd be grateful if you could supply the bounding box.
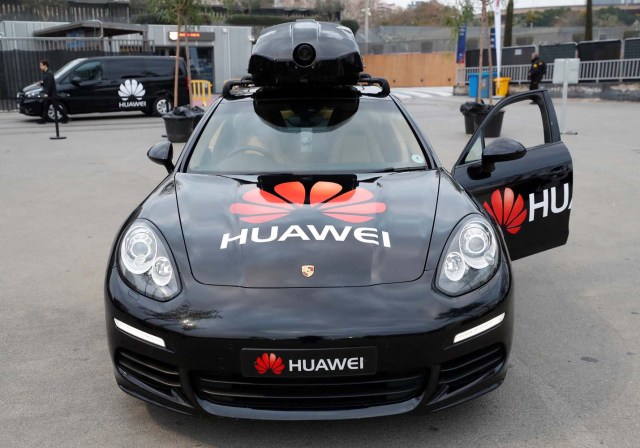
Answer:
[255,353,285,375]
[483,187,527,235]
[229,181,386,224]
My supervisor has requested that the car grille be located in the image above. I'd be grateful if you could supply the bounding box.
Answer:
[192,370,426,411]
[116,350,182,398]
[437,344,505,394]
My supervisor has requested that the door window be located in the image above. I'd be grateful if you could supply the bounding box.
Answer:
[145,59,175,77]
[189,47,213,82]
[74,61,103,81]
[463,100,548,165]
[107,60,145,79]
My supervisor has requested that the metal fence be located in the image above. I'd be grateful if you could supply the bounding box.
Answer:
[0,37,154,111]
[457,58,640,85]
[0,2,130,23]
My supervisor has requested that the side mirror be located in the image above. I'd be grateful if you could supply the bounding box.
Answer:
[479,137,526,174]
[71,76,82,86]
[147,142,174,173]
[483,137,527,163]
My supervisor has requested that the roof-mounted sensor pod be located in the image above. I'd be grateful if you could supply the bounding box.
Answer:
[248,20,364,86]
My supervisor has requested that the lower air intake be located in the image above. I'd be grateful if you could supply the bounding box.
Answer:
[438,344,506,394]
[116,350,181,397]
[193,370,426,411]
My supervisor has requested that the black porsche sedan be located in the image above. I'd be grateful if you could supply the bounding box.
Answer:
[105,20,573,420]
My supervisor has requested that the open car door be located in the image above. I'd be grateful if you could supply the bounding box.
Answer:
[452,89,573,260]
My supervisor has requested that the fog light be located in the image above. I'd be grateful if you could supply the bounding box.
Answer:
[453,313,505,344]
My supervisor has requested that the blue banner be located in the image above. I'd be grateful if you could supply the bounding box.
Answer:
[490,27,496,49]
[456,24,467,64]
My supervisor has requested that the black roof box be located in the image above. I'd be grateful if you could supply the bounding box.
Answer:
[248,20,364,87]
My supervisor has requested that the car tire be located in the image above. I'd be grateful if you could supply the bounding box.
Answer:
[152,96,172,117]
[46,102,68,122]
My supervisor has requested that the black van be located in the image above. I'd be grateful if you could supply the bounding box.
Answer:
[18,56,191,120]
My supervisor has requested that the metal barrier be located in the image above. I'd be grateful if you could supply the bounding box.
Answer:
[457,59,640,85]
[191,79,213,107]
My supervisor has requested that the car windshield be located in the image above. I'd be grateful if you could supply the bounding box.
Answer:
[187,97,429,174]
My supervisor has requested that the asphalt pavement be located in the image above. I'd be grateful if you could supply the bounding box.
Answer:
[0,93,638,447]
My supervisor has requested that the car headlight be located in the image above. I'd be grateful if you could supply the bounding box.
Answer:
[25,89,42,98]
[119,220,180,301]
[436,215,500,296]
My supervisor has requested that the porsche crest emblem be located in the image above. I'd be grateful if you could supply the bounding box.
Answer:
[301,265,315,278]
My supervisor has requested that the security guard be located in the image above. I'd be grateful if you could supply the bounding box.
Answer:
[528,52,546,91]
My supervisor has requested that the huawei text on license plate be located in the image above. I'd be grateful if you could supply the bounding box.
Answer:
[241,347,377,378]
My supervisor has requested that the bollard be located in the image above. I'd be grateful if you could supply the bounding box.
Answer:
[49,103,66,140]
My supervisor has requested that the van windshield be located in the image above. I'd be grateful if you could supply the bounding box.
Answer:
[187,98,429,174]
[54,59,86,81]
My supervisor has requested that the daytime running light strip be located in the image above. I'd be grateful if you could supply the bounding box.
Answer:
[114,318,166,348]
[453,313,506,344]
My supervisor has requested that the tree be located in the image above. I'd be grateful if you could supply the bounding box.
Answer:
[443,0,475,41]
[585,0,593,41]
[503,0,513,47]
[224,0,267,14]
[340,19,360,35]
[149,0,205,107]
[315,0,343,22]
[381,1,459,27]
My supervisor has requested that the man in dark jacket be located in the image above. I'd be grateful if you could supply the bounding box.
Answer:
[38,59,69,124]
[528,52,546,91]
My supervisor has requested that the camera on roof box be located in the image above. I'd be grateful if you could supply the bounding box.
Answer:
[248,20,364,87]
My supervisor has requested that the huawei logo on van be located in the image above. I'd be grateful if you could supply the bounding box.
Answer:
[229,181,386,224]
[118,79,145,100]
[483,187,527,235]
[255,353,285,375]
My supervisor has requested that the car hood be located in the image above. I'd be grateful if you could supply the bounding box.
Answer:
[175,171,440,287]
[22,82,43,94]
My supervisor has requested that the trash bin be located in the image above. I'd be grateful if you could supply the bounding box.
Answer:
[163,114,193,143]
[460,101,486,134]
[472,109,505,138]
[494,77,511,97]
[468,74,479,98]
[479,72,497,98]
[162,106,205,143]
[190,106,205,127]
[468,73,497,98]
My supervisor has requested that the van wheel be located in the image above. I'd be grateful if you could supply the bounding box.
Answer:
[47,102,68,122]
[152,96,172,116]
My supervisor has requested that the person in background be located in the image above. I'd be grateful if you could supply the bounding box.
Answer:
[528,52,547,91]
[38,59,69,124]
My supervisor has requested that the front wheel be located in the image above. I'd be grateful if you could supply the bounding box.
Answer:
[46,102,68,122]
[152,96,172,117]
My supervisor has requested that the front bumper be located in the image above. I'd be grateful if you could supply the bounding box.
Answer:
[18,95,43,117]
[105,263,513,420]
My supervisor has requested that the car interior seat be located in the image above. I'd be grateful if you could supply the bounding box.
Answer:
[329,129,385,165]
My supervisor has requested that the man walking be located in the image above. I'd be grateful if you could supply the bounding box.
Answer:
[38,59,69,124]
[528,52,546,91]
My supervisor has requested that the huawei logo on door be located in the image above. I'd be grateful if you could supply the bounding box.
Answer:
[229,181,386,224]
[118,79,145,100]
[483,187,527,235]
[254,353,285,375]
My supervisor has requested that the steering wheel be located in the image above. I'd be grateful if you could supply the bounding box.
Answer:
[226,145,276,160]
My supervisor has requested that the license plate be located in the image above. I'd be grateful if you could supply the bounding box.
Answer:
[241,347,377,378]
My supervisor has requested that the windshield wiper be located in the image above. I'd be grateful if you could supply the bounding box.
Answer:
[373,166,429,173]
